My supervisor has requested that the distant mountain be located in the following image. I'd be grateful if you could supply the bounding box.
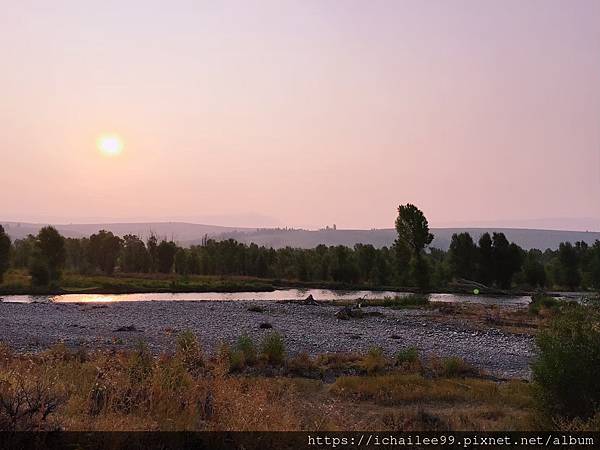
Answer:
[208,227,600,251]
[0,221,249,242]
[3,221,600,251]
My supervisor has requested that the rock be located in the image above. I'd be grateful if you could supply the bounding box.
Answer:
[114,325,141,332]
[335,306,365,320]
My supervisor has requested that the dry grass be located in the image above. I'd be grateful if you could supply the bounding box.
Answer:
[0,338,541,432]
[430,302,540,335]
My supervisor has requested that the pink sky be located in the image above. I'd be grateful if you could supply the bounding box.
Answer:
[1,0,599,230]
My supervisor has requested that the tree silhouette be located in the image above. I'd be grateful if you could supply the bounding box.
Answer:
[0,225,11,283]
[448,232,477,280]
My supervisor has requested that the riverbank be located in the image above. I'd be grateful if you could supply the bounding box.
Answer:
[0,300,534,379]
[0,269,576,297]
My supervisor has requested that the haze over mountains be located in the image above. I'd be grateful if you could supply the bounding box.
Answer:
[2,221,600,251]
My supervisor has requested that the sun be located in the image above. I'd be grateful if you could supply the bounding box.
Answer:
[97,134,124,156]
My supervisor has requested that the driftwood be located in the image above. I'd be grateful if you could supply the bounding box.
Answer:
[336,306,364,320]
[301,294,321,306]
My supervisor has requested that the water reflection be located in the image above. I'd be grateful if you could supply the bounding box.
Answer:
[0,289,531,306]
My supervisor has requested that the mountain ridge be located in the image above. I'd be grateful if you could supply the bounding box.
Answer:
[2,221,599,251]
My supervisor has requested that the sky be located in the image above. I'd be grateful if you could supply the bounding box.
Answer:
[1,0,599,230]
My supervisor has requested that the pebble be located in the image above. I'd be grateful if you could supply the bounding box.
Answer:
[0,300,534,379]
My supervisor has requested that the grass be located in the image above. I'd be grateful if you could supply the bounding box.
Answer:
[362,294,430,309]
[528,293,561,316]
[0,269,275,295]
[0,336,559,432]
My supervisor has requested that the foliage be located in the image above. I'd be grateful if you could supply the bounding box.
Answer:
[121,234,151,273]
[436,356,476,378]
[0,342,536,432]
[448,232,477,280]
[88,230,123,275]
[381,294,429,309]
[395,204,434,255]
[532,305,600,420]
[361,347,387,374]
[260,332,286,366]
[528,294,560,316]
[0,225,11,283]
[32,226,66,284]
[29,258,50,287]
[3,208,599,292]
[235,334,257,365]
[157,240,177,274]
[175,331,204,374]
[396,347,419,365]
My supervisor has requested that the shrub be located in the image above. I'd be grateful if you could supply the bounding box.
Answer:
[528,294,560,316]
[260,332,286,366]
[175,330,204,374]
[287,353,319,377]
[439,357,474,378]
[128,340,154,384]
[229,351,246,372]
[382,294,429,309]
[0,368,64,430]
[532,305,600,419]
[29,258,50,287]
[235,334,257,365]
[396,347,419,365]
[361,347,387,375]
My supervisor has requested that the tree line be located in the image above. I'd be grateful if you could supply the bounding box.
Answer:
[0,204,599,290]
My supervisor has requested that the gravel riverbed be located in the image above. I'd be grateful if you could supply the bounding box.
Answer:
[0,300,534,379]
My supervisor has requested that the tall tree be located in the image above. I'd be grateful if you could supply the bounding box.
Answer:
[477,233,494,286]
[448,232,477,279]
[121,234,151,273]
[88,230,123,275]
[394,204,433,290]
[147,235,158,272]
[522,249,547,288]
[174,248,189,275]
[157,240,178,273]
[394,204,434,255]
[588,240,600,290]
[0,225,11,283]
[491,232,523,289]
[32,226,66,284]
[557,242,580,289]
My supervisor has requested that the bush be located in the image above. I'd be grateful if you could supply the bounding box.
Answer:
[0,369,63,431]
[361,347,387,375]
[29,258,50,287]
[439,356,474,378]
[175,330,204,374]
[128,340,154,384]
[229,350,246,372]
[382,295,429,309]
[287,353,319,377]
[235,334,257,365]
[260,332,286,366]
[532,306,600,419]
[529,294,560,316]
[396,347,419,365]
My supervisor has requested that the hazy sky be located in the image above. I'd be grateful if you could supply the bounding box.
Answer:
[1,0,599,230]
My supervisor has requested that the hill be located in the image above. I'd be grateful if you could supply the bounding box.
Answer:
[3,221,599,251]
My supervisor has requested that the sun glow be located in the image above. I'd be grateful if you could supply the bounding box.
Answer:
[97,134,124,156]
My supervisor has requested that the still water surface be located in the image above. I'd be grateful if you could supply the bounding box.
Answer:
[0,289,531,306]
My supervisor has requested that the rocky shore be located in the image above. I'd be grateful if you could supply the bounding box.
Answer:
[0,300,534,379]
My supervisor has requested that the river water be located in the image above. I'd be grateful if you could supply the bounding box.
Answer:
[0,289,532,306]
